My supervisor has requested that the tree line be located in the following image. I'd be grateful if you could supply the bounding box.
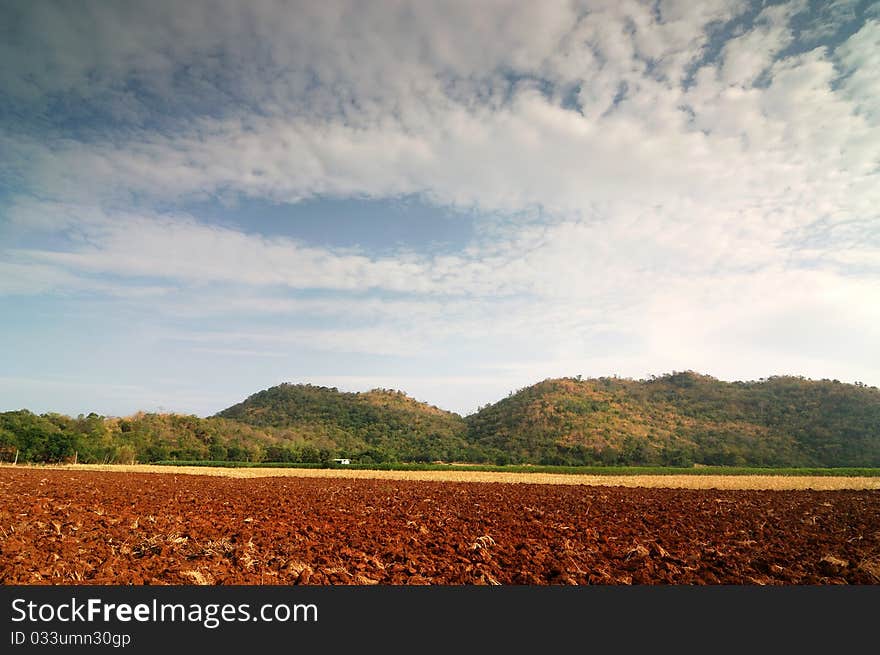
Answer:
[2,373,878,467]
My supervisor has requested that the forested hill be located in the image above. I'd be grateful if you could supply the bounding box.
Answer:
[466,372,880,466]
[215,384,471,462]
[0,385,472,465]
[1,373,878,466]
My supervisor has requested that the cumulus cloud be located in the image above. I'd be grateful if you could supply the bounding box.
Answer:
[6,4,876,230]
[2,0,879,413]
[835,19,880,122]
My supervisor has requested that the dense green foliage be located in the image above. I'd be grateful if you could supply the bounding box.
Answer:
[0,410,295,464]
[217,384,472,463]
[2,372,878,467]
[466,372,880,466]
[0,385,471,465]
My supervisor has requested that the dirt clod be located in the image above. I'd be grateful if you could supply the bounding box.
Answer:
[1,468,878,585]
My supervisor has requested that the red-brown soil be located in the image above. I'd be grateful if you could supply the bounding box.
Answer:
[1,468,878,585]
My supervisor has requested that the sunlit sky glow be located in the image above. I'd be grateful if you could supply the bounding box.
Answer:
[1,0,878,417]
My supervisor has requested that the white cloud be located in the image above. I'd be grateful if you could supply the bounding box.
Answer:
[0,261,85,295]
[718,1,802,87]
[5,3,874,246]
[3,0,880,413]
[835,19,880,123]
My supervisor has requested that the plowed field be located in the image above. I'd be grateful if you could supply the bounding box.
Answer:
[2,468,878,585]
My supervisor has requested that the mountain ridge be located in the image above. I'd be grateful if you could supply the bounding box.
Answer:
[1,371,878,466]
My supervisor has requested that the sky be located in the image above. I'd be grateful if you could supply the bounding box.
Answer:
[1,0,878,418]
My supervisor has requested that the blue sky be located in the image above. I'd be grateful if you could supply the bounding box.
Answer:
[1,0,879,417]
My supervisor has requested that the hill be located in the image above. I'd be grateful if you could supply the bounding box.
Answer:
[466,372,880,466]
[215,383,471,463]
[1,373,878,466]
[0,385,471,465]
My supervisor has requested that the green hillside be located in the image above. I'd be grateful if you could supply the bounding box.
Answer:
[0,385,470,465]
[466,372,880,466]
[2,373,878,467]
[215,384,470,463]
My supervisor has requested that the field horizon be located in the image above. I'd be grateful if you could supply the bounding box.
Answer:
[4,462,879,491]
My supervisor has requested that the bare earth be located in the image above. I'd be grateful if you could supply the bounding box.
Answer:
[1,465,878,585]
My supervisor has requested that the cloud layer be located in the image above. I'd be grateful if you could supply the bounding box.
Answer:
[1,1,878,415]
